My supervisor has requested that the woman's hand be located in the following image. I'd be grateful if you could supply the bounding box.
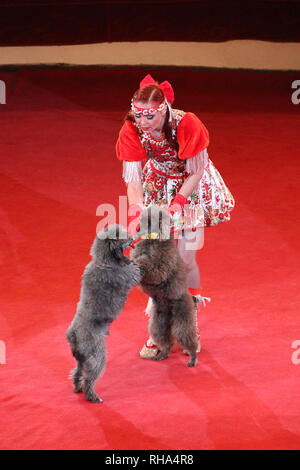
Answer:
[168,193,189,216]
[179,170,204,199]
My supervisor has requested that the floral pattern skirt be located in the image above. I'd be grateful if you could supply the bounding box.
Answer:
[142,158,235,232]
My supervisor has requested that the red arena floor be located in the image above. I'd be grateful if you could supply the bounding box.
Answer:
[0,66,299,450]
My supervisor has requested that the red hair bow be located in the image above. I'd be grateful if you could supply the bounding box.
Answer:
[139,74,174,104]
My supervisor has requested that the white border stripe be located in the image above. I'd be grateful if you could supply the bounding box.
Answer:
[0,40,300,70]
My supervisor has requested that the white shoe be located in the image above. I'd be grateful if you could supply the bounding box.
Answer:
[139,338,160,359]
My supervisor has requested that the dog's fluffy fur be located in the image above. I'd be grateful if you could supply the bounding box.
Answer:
[66,225,141,403]
[131,206,198,367]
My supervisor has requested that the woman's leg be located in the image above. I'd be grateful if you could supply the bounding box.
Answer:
[139,297,160,358]
[176,228,204,289]
[177,228,204,353]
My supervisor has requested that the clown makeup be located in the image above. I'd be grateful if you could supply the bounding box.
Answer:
[133,100,167,136]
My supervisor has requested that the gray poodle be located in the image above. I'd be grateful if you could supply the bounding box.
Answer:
[131,206,199,367]
[66,224,141,403]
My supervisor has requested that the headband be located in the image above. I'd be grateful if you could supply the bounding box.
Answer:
[131,98,167,116]
[131,74,174,121]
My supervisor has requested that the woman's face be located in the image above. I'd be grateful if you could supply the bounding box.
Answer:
[133,100,167,134]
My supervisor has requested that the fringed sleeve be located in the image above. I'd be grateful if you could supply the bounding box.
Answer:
[177,112,209,160]
[185,148,209,175]
[122,161,143,184]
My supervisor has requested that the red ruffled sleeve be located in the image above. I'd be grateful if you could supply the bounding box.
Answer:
[177,112,209,160]
[116,120,147,162]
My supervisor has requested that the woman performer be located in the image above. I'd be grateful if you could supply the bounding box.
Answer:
[116,74,235,358]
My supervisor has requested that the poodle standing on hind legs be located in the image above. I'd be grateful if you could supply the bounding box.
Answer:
[66,225,141,403]
[131,206,199,367]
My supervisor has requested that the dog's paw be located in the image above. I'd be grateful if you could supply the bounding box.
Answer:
[152,352,169,361]
[187,358,197,367]
[85,392,103,403]
[73,383,84,393]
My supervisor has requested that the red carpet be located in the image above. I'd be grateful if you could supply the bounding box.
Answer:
[0,67,300,450]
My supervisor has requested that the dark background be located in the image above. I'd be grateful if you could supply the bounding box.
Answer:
[0,0,300,46]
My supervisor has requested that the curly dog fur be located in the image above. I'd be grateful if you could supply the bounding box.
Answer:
[66,224,141,403]
[131,206,199,367]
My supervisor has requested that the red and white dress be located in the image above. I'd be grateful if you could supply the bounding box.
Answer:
[116,109,235,232]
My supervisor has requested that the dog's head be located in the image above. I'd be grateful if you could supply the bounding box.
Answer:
[92,224,133,262]
[136,206,171,241]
